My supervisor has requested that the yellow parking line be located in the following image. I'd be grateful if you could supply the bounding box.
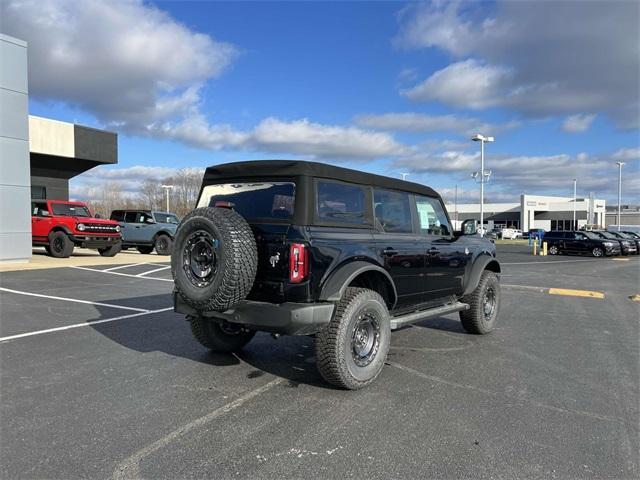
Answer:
[548,288,605,299]
[630,295,640,302]
[613,258,630,261]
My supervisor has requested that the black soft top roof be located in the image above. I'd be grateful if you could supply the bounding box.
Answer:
[203,160,439,198]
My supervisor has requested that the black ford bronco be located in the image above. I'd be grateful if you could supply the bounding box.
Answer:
[172,160,501,389]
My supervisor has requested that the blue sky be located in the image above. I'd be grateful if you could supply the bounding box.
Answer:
[3,0,639,204]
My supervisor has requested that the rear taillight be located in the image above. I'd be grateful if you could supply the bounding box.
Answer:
[289,243,308,283]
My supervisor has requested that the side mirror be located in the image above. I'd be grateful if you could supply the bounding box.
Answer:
[461,219,478,235]
[145,217,156,224]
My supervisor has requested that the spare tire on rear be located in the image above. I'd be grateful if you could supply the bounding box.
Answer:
[171,207,257,312]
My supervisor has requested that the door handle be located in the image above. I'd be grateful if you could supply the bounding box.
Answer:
[427,247,440,255]
[382,248,398,256]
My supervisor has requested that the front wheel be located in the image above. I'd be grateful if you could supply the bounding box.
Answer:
[459,271,500,334]
[315,287,391,390]
[548,245,559,255]
[48,231,74,258]
[592,247,604,257]
[189,315,255,352]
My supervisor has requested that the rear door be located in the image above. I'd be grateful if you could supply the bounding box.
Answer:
[372,188,425,309]
[415,195,466,300]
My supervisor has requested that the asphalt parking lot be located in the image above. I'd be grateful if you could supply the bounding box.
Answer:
[1,246,638,479]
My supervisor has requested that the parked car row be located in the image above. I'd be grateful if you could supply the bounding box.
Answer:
[544,230,639,257]
[31,200,179,258]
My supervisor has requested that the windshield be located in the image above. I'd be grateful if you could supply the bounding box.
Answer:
[198,182,295,220]
[583,232,602,240]
[596,231,618,239]
[52,203,92,217]
[623,231,639,238]
[154,213,179,224]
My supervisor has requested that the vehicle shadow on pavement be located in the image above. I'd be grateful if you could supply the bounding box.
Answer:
[87,295,332,388]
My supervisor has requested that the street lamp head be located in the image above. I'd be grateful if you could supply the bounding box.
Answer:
[615,162,625,167]
[161,184,174,189]
[472,134,495,142]
[471,171,479,179]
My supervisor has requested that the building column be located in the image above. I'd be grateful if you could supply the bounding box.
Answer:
[0,35,31,263]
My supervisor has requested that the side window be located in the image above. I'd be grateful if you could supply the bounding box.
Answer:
[373,189,413,233]
[32,202,49,217]
[124,212,138,223]
[415,196,451,236]
[137,213,150,223]
[111,211,124,222]
[316,181,368,225]
[575,233,587,240]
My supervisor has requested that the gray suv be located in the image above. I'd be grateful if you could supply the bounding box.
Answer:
[110,210,178,255]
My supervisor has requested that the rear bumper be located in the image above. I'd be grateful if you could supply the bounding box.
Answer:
[173,292,335,336]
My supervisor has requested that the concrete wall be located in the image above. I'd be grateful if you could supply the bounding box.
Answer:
[0,34,31,263]
[30,175,69,201]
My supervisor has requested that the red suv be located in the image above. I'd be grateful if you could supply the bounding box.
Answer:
[31,200,122,258]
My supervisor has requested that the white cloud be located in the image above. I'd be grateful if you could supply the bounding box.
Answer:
[156,116,405,159]
[401,60,512,109]
[393,148,639,200]
[562,114,596,133]
[396,1,640,128]
[1,0,238,133]
[612,148,640,162]
[355,111,518,136]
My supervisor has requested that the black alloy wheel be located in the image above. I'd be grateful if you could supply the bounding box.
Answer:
[183,230,218,288]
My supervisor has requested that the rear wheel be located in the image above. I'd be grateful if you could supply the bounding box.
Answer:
[137,246,154,255]
[48,231,74,258]
[98,242,122,257]
[459,271,500,334]
[315,287,391,390]
[189,316,255,352]
[154,234,172,255]
[592,247,604,257]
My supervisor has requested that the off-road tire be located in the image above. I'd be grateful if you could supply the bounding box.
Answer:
[48,231,74,258]
[592,247,604,257]
[137,246,154,255]
[98,242,122,257]
[154,234,173,256]
[189,315,255,352]
[459,271,500,334]
[172,207,257,312]
[315,287,391,390]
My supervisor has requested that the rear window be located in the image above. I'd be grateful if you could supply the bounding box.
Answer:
[198,182,295,220]
[316,181,368,225]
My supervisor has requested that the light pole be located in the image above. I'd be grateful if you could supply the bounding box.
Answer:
[572,178,577,230]
[161,184,174,212]
[400,173,409,181]
[472,134,494,235]
[615,162,624,231]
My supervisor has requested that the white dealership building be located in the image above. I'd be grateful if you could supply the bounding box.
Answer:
[446,194,607,232]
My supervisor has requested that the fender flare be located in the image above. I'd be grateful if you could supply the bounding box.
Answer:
[319,260,397,308]
[462,255,501,296]
[49,225,73,237]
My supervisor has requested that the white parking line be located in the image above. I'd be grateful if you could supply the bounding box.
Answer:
[0,307,173,342]
[0,287,149,312]
[102,263,149,272]
[137,265,171,277]
[71,266,173,282]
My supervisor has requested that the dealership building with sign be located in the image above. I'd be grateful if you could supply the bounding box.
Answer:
[447,194,607,232]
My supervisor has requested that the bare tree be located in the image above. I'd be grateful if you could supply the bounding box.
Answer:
[138,178,163,210]
[161,168,203,217]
